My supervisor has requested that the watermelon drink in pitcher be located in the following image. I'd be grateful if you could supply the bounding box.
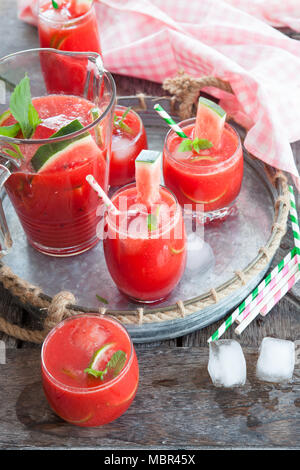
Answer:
[41,314,139,427]
[38,0,101,55]
[163,98,243,222]
[0,49,115,257]
[110,106,148,187]
[3,94,107,255]
[103,150,187,303]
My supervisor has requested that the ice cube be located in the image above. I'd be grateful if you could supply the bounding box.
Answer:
[112,137,134,160]
[186,233,215,273]
[256,337,295,383]
[127,214,148,239]
[70,319,108,354]
[208,339,246,387]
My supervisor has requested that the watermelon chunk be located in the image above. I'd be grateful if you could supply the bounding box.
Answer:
[194,97,226,148]
[31,119,97,173]
[135,150,161,206]
[85,343,115,374]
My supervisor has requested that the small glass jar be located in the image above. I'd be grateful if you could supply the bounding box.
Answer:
[163,118,243,223]
[38,0,102,55]
[103,183,187,303]
[110,105,148,187]
[41,314,139,427]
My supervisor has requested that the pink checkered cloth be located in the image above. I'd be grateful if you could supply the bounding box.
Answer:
[17,0,300,189]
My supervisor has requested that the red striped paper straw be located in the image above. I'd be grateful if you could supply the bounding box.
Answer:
[235,259,299,335]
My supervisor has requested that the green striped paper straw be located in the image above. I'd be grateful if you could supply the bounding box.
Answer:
[235,260,300,335]
[233,187,300,334]
[207,246,298,342]
[289,185,300,253]
[154,104,188,139]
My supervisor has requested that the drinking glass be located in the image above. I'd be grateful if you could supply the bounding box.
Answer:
[163,118,244,223]
[41,313,139,427]
[103,183,187,303]
[38,0,102,55]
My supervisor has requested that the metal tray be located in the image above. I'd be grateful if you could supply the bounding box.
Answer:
[1,96,286,342]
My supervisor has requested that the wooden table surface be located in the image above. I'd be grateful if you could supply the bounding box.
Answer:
[0,0,299,450]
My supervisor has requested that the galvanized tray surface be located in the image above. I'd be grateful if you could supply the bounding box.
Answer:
[1,97,282,342]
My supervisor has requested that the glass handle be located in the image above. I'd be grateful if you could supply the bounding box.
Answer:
[0,161,12,256]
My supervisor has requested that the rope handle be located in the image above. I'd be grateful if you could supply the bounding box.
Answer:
[162,71,233,120]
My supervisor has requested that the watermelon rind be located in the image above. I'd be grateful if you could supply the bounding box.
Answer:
[88,343,115,370]
[0,110,11,126]
[31,119,89,172]
[90,107,103,146]
[198,97,226,119]
[195,97,227,148]
[135,149,161,164]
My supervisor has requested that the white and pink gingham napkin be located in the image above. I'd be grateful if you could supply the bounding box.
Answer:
[17,0,300,189]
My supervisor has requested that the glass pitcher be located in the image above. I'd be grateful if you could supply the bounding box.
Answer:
[0,48,116,256]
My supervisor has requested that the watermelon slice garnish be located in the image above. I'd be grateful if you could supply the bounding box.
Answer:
[85,343,115,376]
[169,245,185,255]
[180,187,227,205]
[64,412,93,425]
[106,381,138,407]
[194,97,226,149]
[31,119,94,172]
[49,33,68,50]
[90,107,103,147]
[50,402,93,425]
[135,150,161,206]
[84,344,127,381]
[0,110,11,126]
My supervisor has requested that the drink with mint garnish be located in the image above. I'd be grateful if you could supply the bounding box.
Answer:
[163,98,243,223]
[41,314,138,427]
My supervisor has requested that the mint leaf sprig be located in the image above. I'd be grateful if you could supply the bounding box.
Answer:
[9,74,41,139]
[0,74,41,146]
[96,294,108,305]
[179,137,213,154]
[52,0,59,9]
[114,107,134,135]
[85,350,127,380]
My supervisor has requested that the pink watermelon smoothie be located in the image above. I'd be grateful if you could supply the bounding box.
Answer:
[163,119,243,216]
[41,314,139,427]
[3,94,107,256]
[110,106,148,187]
[39,0,101,55]
[103,184,186,302]
[38,1,102,96]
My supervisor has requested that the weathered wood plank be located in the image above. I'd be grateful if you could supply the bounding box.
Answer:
[0,347,299,449]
